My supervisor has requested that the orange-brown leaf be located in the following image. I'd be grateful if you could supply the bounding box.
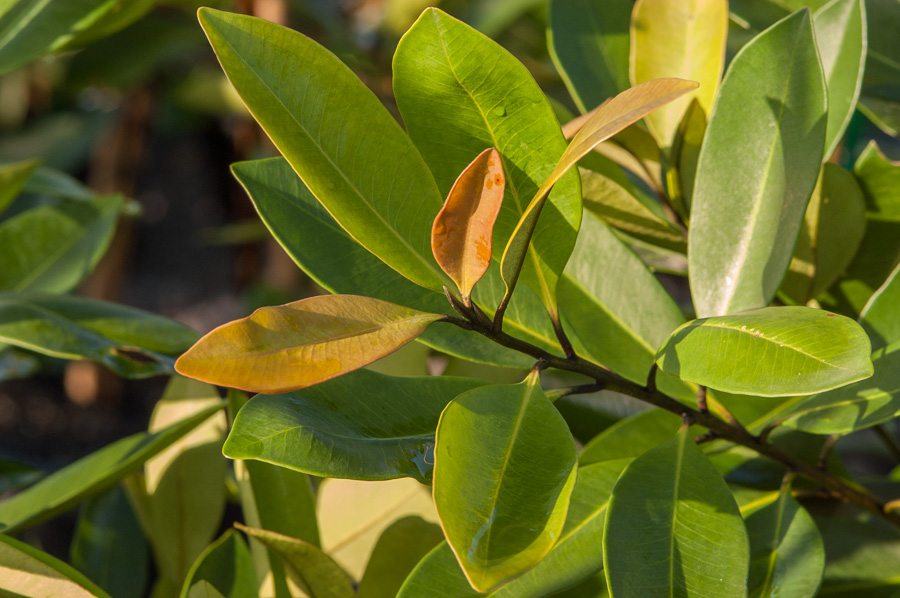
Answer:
[174,295,443,394]
[431,148,504,299]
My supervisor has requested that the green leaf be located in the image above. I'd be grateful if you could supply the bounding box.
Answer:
[237,524,355,598]
[547,0,631,112]
[0,533,109,597]
[580,409,681,465]
[689,9,827,317]
[225,369,484,483]
[398,543,480,598]
[358,516,443,598]
[814,0,867,157]
[23,165,93,200]
[861,265,900,349]
[781,163,867,304]
[198,8,445,291]
[126,377,228,589]
[0,401,222,532]
[181,531,257,598]
[433,377,577,591]
[629,0,728,147]
[0,158,38,214]
[0,457,41,494]
[0,195,122,293]
[666,98,706,220]
[746,485,824,597]
[816,512,900,595]
[854,141,900,222]
[393,7,581,316]
[70,486,149,598]
[603,428,749,597]
[656,306,873,397]
[0,292,197,378]
[231,157,529,368]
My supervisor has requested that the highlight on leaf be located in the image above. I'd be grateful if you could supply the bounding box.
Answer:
[175,294,444,394]
[431,148,504,300]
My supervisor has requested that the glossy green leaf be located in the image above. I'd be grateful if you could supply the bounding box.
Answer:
[746,485,825,597]
[656,306,873,397]
[603,428,749,597]
[816,512,900,595]
[629,0,728,147]
[781,163,867,303]
[181,531,257,598]
[433,378,577,591]
[231,157,530,368]
[861,265,900,350]
[580,409,681,465]
[547,0,631,112]
[0,158,38,214]
[0,195,122,293]
[225,369,483,483]
[854,141,900,222]
[398,543,480,598]
[0,401,222,532]
[814,0,867,157]
[70,486,148,598]
[0,533,108,597]
[393,7,582,316]
[358,516,443,598]
[198,8,445,291]
[237,524,355,598]
[689,10,827,317]
[175,294,444,394]
[127,377,228,589]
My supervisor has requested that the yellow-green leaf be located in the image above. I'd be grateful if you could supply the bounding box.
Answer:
[629,0,728,148]
[432,148,504,300]
[175,295,444,394]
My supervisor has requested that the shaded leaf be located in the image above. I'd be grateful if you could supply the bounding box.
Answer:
[854,141,900,221]
[666,98,706,220]
[861,265,900,349]
[433,377,577,591]
[175,294,443,394]
[656,306,873,397]
[580,409,681,465]
[224,369,483,483]
[689,10,828,316]
[603,428,749,597]
[432,148,505,299]
[181,531,257,598]
[0,159,38,214]
[815,512,900,596]
[358,516,443,598]
[0,533,108,597]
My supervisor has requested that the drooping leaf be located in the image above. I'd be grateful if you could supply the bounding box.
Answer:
[854,141,900,222]
[70,485,149,598]
[689,9,828,317]
[603,428,749,597]
[815,511,900,595]
[0,533,108,597]
[629,0,728,147]
[781,163,867,304]
[433,377,577,591]
[198,8,445,291]
[0,292,196,378]
[0,401,222,532]
[181,531,257,598]
[317,478,438,581]
[432,148,505,300]
[175,294,444,394]
[236,524,355,598]
[230,157,530,368]
[814,0,867,157]
[0,158,38,214]
[224,369,484,483]
[547,0,631,112]
[0,195,122,293]
[746,485,825,597]
[861,265,900,349]
[580,409,681,465]
[500,78,697,312]
[656,306,873,397]
[394,7,582,316]
[357,516,443,598]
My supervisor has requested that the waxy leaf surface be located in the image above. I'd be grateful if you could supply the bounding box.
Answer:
[175,295,443,394]
[432,148,504,299]
[656,307,873,397]
[224,370,484,483]
[603,428,749,597]
[689,10,827,317]
[0,533,108,597]
[199,8,445,291]
[629,0,728,147]
[433,379,577,591]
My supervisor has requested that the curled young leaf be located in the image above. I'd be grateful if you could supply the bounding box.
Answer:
[431,148,504,300]
[175,295,444,394]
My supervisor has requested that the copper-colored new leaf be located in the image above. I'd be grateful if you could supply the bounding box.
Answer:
[175,295,443,394]
[431,148,504,299]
